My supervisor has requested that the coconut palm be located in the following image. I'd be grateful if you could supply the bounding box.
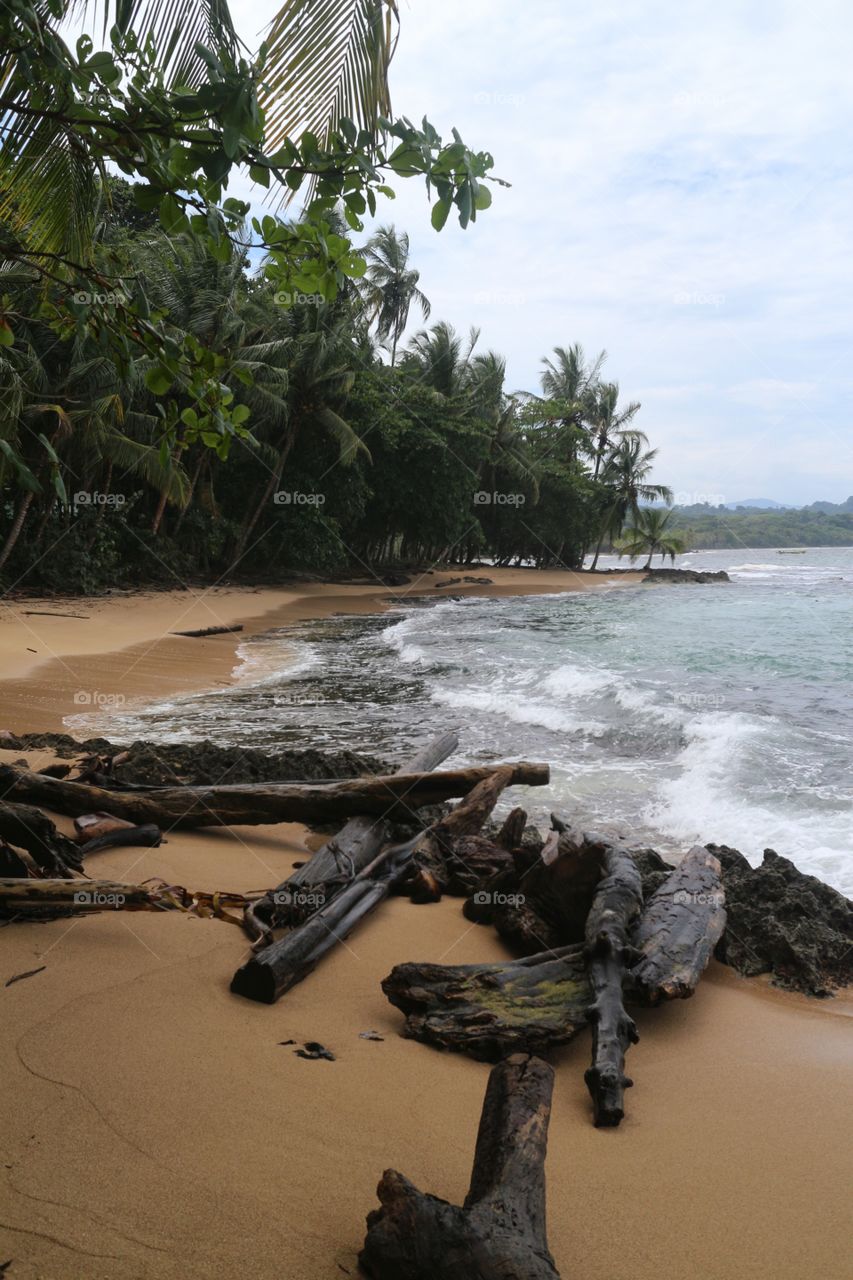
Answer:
[404,321,481,400]
[361,225,430,366]
[614,506,687,569]
[586,381,645,480]
[590,438,673,569]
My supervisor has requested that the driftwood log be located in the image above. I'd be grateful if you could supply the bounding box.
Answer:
[265,733,459,923]
[630,845,726,1002]
[0,762,548,829]
[0,800,83,876]
[0,877,256,922]
[583,840,643,1127]
[171,624,244,637]
[382,946,589,1061]
[232,764,533,1003]
[360,1054,560,1280]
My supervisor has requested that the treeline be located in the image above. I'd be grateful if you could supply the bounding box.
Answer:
[0,183,673,593]
[669,507,853,549]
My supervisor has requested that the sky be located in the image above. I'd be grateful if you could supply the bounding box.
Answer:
[234,0,853,505]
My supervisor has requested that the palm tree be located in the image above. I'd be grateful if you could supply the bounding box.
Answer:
[590,439,673,569]
[614,507,687,570]
[361,225,430,366]
[586,381,645,480]
[231,304,369,564]
[520,343,607,465]
[404,321,480,400]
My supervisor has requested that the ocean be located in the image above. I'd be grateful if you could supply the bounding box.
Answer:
[68,547,853,896]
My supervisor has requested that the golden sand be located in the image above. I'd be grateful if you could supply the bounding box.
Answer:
[0,572,850,1279]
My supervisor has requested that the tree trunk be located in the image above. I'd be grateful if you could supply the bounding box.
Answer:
[0,489,36,571]
[0,800,83,876]
[360,1054,561,1280]
[583,840,643,1127]
[0,762,550,830]
[629,845,726,1002]
[231,433,295,566]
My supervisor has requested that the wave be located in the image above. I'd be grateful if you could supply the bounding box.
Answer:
[646,712,853,895]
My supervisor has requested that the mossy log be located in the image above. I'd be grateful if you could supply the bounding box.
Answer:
[382,945,590,1061]
[360,1054,561,1280]
[583,839,643,1127]
[0,761,548,830]
[630,845,726,1002]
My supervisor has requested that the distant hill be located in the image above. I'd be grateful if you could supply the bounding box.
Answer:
[668,506,853,549]
[724,498,789,510]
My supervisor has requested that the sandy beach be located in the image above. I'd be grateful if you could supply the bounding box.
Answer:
[1,571,851,1280]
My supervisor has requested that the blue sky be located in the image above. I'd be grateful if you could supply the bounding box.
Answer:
[237,0,853,504]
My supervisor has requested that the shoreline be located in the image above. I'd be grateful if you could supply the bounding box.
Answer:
[0,566,643,734]
[1,569,851,1279]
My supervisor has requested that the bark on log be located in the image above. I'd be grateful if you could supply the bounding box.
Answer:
[0,800,83,875]
[232,766,525,1003]
[629,845,726,1003]
[360,1054,561,1280]
[78,823,163,857]
[382,946,590,1061]
[0,877,257,921]
[269,733,459,919]
[583,840,643,1128]
[0,762,548,830]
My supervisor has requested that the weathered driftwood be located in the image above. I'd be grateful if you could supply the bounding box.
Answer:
[360,1054,561,1280]
[0,877,257,923]
[583,840,643,1127]
[267,733,459,921]
[401,764,517,902]
[0,761,548,830]
[630,845,726,1003]
[78,823,163,857]
[0,800,83,876]
[231,837,417,1002]
[171,624,244,637]
[382,946,590,1061]
[232,766,525,1003]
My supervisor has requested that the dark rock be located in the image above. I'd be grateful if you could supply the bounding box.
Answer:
[295,1041,336,1061]
[631,847,676,901]
[711,845,853,996]
[643,568,730,584]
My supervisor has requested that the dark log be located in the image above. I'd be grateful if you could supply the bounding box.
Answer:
[271,733,459,918]
[400,765,517,900]
[231,837,417,1003]
[232,767,526,1003]
[171,624,244,637]
[0,800,83,876]
[495,806,527,850]
[382,946,589,1061]
[78,823,163,856]
[360,1054,561,1280]
[0,761,549,830]
[629,845,726,1003]
[583,839,643,1128]
[73,813,137,843]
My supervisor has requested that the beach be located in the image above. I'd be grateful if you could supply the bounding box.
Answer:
[1,572,851,1280]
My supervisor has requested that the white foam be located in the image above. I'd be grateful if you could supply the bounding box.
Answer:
[646,712,853,896]
[542,663,615,699]
[432,685,586,734]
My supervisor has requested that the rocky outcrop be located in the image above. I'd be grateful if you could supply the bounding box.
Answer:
[711,845,852,996]
[643,568,730,583]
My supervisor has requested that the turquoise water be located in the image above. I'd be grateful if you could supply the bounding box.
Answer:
[70,547,853,895]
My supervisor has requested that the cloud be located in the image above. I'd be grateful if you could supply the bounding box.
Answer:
[235,0,853,503]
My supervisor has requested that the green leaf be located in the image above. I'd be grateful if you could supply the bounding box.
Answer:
[146,366,174,395]
[0,322,14,347]
[431,198,451,231]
